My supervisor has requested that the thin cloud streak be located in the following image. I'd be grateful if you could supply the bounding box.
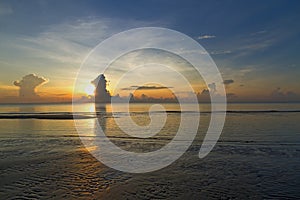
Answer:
[14,18,162,66]
[198,35,216,40]
[121,85,173,91]
[223,79,234,85]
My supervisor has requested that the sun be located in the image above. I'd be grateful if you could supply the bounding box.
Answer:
[84,84,95,96]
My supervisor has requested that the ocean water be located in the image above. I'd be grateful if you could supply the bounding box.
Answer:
[0,103,299,199]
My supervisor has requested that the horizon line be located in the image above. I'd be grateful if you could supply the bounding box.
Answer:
[1,101,300,105]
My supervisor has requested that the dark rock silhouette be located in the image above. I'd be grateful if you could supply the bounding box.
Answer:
[91,74,111,103]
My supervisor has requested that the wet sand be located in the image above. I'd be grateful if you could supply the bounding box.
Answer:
[1,104,300,199]
[100,143,300,199]
[0,137,131,199]
[1,137,299,199]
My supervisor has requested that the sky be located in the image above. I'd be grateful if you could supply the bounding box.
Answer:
[0,0,299,103]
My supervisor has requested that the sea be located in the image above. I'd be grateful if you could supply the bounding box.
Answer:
[0,103,299,199]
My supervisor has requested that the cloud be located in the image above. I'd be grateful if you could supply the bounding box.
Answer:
[91,74,111,103]
[240,40,273,51]
[208,83,216,93]
[13,74,48,98]
[16,18,162,66]
[223,79,234,85]
[226,93,237,99]
[196,89,210,103]
[0,3,13,15]
[197,35,216,40]
[210,50,232,55]
[201,89,209,95]
[121,85,173,91]
[270,87,299,102]
[250,30,267,36]
[229,32,276,60]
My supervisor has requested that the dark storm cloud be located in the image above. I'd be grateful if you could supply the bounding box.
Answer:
[197,89,210,103]
[223,79,234,85]
[201,89,209,95]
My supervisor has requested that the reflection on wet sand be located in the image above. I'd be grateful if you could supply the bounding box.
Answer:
[17,105,36,132]
[1,103,300,199]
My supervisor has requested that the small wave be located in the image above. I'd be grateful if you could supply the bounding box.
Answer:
[0,110,299,120]
[0,114,94,120]
[224,110,300,113]
[148,110,300,114]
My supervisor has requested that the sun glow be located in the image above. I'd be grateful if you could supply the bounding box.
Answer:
[84,84,95,96]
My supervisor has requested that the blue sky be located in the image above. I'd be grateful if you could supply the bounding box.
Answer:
[0,0,299,102]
